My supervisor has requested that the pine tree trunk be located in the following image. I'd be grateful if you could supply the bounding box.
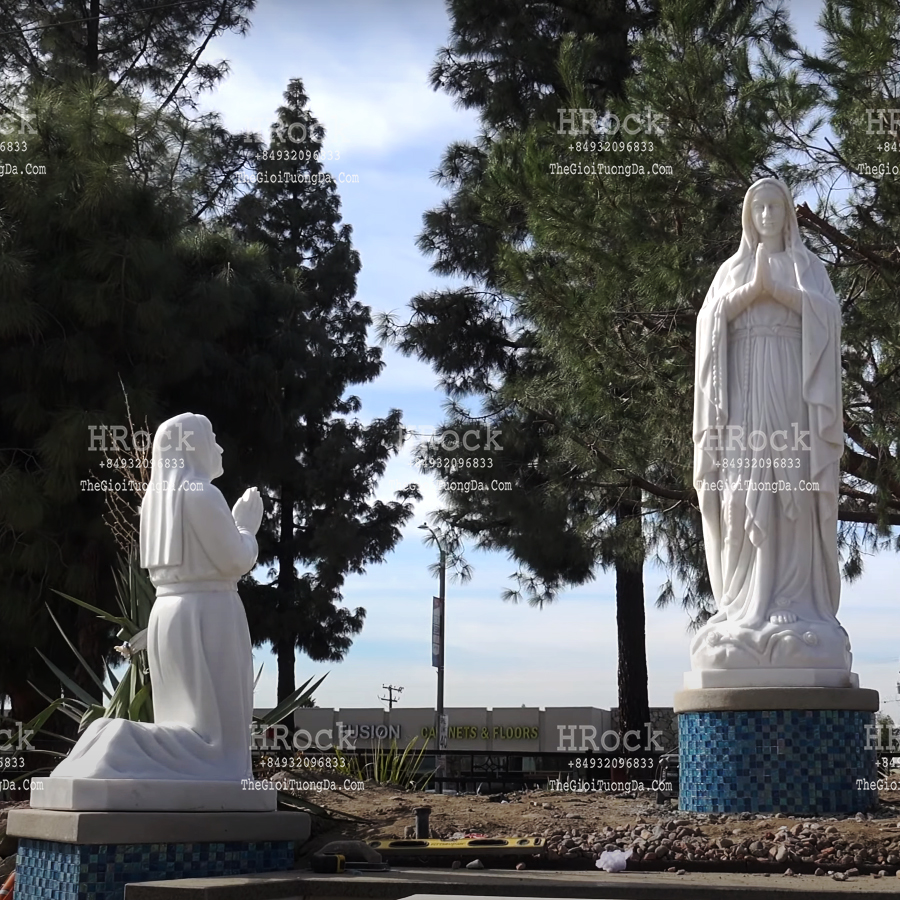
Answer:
[615,492,649,737]
[275,638,296,706]
[85,0,100,73]
[276,483,296,706]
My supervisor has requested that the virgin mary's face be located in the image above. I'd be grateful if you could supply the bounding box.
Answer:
[750,186,786,239]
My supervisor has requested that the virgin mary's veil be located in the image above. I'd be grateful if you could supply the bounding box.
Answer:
[716,177,813,303]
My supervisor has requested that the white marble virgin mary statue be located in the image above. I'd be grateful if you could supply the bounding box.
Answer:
[38,413,273,810]
[688,178,856,689]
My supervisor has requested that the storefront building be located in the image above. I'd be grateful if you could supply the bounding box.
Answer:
[253,706,677,789]
[281,706,677,752]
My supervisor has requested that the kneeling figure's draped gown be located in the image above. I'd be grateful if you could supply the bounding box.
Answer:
[51,413,259,781]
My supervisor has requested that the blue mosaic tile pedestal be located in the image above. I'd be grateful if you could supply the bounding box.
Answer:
[674,688,880,814]
[7,809,310,900]
[14,837,293,900]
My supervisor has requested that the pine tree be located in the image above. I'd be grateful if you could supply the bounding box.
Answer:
[795,0,900,554]
[228,80,420,703]
[451,0,900,634]
[471,0,800,619]
[382,0,661,734]
[0,0,263,222]
[0,2,289,724]
[0,79,295,724]
[0,0,253,94]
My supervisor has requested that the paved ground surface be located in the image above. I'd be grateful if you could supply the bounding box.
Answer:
[126,866,900,899]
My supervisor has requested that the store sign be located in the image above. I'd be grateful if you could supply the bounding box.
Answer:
[337,724,402,740]
[421,725,540,740]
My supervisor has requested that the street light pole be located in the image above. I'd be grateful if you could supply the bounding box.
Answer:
[437,540,446,792]
[420,523,447,794]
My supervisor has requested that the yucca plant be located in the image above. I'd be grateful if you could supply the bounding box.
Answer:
[372,737,433,789]
[31,553,155,732]
[333,737,433,790]
[332,745,365,781]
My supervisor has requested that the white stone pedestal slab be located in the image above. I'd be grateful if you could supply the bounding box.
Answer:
[7,809,309,844]
[674,685,878,713]
[682,667,860,690]
[30,777,277,811]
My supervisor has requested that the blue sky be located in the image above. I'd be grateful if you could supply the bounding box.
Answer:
[199,0,900,716]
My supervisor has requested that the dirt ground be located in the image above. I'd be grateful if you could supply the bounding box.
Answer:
[5,784,900,876]
[304,783,900,840]
[293,782,900,873]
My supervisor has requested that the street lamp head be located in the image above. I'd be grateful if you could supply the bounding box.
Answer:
[419,521,447,556]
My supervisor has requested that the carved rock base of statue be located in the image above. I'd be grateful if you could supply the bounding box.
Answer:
[675,687,879,814]
[7,808,309,900]
[30,776,277,812]
[686,613,857,688]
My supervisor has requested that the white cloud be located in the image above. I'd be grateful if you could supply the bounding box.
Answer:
[202,10,478,158]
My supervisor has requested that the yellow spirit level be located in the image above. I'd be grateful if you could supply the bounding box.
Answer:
[367,837,544,856]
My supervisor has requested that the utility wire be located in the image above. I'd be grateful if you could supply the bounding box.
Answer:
[0,0,221,39]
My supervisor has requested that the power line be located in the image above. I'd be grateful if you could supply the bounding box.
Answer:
[0,0,221,40]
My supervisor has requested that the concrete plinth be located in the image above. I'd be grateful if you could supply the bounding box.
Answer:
[675,687,879,814]
[31,777,277,811]
[7,809,309,844]
[674,686,879,713]
[682,668,860,689]
[7,809,309,900]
